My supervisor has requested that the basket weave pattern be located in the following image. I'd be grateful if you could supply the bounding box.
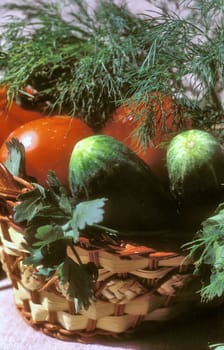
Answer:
[0,164,201,341]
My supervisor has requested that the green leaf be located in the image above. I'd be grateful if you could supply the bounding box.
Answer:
[36,266,56,277]
[201,271,224,301]
[72,197,107,229]
[23,247,44,266]
[30,238,68,267]
[14,184,46,222]
[186,202,224,301]
[68,198,107,243]
[14,173,72,226]
[62,221,78,241]
[33,224,65,246]
[202,208,224,236]
[3,138,37,181]
[35,224,54,241]
[58,256,98,310]
[11,154,107,311]
[46,171,72,215]
[3,138,26,177]
[214,243,224,270]
[32,205,71,222]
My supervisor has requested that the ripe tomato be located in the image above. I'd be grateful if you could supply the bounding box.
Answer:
[0,85,44,146]
[0,116,94,187]
[102,92,192,182]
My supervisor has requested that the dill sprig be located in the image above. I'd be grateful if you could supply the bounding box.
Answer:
[0,0,223,138]
[184,202,224,302]
[0,0,150,129]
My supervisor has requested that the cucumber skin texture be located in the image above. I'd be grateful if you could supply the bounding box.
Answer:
[69,135,177,233]
[167,129,224,230]
[167,129,224,197]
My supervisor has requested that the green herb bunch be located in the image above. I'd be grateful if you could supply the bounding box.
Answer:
[0,0,223,139]
[0,0,151,130]
[4,139,111,310]
[16,176,108,310]
[185,203,224,302]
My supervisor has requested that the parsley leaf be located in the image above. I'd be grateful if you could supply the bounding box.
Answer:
[23,247,44,266]
[12,170,107,309]
[24,236,69,267]
[3,138,36,181]
[58,256,98,310]
[69,198,108,242]
[46,171,72,216]
[2,137,108,310]
[14,184,46,222]
[33,224,65,245]
[4,138,26,177]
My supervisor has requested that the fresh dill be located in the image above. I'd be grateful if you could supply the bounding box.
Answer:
[0,0,222,140]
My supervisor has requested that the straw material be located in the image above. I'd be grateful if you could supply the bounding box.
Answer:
[0,222,201,341]
[0,164,203,341]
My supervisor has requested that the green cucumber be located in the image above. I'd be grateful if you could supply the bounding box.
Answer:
[68,135,177,234]
[167,129,224,229]
[167,129,224,196]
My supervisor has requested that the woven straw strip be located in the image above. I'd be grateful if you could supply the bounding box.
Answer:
[88,250,100,267]
[0,224,27,256]
[67,245,149,273]
[0,221,11,241]
[7,258,199,339]
[17,305,139,341]
[0,218,199,340]
[12,272,194,332]
[130,266,175,280]
[68,245,190,275]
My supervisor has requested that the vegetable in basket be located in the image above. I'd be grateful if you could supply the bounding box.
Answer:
[0,116,94,188]
[0,85,44,147]
[68,134,178,233]
[102,92,192,183]
[166,129,224,229]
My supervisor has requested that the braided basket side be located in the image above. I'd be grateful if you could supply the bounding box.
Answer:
[0,163,202,341]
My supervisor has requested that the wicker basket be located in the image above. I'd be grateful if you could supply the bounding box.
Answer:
[0,163,206,342]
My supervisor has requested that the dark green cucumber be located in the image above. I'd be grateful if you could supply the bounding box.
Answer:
[167,129,224,230]
[68,135,177,234]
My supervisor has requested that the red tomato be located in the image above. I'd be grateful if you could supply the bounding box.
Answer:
[102,92,192,182]
[0,116,94,187]
[0,85,44,146]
